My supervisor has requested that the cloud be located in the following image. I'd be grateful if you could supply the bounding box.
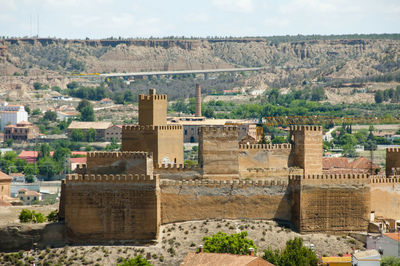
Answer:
[210,0,254,13]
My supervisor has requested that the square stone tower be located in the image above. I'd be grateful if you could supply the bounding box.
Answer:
[290,125,322,175]
[122,89,183,165]
[139,88,167,126]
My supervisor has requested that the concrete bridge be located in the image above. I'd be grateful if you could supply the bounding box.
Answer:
[71,67,267,80]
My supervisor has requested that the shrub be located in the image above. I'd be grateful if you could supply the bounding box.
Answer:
[47,210,59,222]
[203,231,257,255]
[19,209,33,223]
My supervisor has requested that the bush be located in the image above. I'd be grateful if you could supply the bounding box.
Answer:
[203,231,257,255]
[47,210,59,222]
[117,255,153,266]
[18,209,46,223]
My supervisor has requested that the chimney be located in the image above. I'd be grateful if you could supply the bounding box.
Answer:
[149,88,156,95]
[197,244,203,253]
[195,84,201,117]
[249,248,254,256]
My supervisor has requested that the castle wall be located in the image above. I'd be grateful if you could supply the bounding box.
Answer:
[386,148,400,176]
[63,174,160,243]
[157,126,184,165]
[238,144,294,178]
[370,177,400,220]
[199,126,239,179]
[291,174,371,233]
[85,151,153,175]
[291,126,322,175]
[160,179,291,224]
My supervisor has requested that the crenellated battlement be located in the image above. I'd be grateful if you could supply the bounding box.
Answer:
[200,126,238,133]
[371,176,400,184]
[288,174,372,185]
[239,143,292,150]
[87,151,152,159]
[160,178,287,187]
[122,125,183,132]
[139,94,167,101]
[387,148,400,153]
[66,173,159,184]
[154,163,200,171]
[290,125,322,132]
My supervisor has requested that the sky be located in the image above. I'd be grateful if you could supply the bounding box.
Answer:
[1,0,399,39]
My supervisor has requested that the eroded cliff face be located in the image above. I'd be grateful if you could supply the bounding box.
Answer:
[3,38,399,82]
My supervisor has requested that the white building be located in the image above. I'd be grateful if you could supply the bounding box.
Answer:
[0,102,28,130]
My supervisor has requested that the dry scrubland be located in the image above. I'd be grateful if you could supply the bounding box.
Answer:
[0,215,363,265]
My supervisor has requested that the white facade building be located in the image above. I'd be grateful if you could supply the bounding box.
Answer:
[0,102,29,130]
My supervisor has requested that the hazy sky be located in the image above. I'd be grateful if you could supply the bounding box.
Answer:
[1,0,399,38]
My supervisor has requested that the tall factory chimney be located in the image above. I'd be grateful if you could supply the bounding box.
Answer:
[195,84,202,117]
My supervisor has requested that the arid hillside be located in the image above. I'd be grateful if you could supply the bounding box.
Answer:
[1,37,399,84]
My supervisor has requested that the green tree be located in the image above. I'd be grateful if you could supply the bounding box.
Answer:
[203,107,215,118]
[32,109,41,115]
[37,157,60,179]
[24,105,31,115]
[381,256,400,266]
[263,238,318,266]
[118,255,153,266]
[77,99,91,112]
[86,128,97,142]
[39,144,51,159]
[80,105,95,121]
[203,231,257,255]
[33,82,42,90]
[43,110,57,121]
[124,91,134,103]
[71,129,84,142]
[5,138,13,147]
[375,90,384,103]
[53,147,71,163]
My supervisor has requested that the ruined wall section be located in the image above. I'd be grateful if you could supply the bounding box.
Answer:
[291,174,371,233]
[160,179,291,224]
[290,126,322,175]
[199,126,239,179]
[122,125,183,165]
[386,148,400,176]
[63,174,160,243]
[370,176,400,220]
[238,143,298,178]
[85,151,153,175]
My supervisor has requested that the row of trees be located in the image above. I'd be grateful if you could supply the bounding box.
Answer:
[375,86,400,103]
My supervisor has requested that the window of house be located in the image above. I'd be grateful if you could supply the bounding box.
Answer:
[20,197,23,200]
[34,197,37,200]
[27,197,30,200]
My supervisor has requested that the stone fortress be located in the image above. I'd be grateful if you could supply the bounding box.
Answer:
[60,89,400,243]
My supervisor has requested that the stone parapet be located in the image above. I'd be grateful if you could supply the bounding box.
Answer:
[139,94,167,101]
[200,126,237,133]
[160,178,288,187]
[87,151,151,159]
[66,173,159,185]
[155,163,199,171]
[239,143,292,150]
[290,125,322,132]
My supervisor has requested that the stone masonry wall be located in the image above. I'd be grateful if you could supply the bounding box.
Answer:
[63,174,160,243]
[370,177,400,220]
[291,174,371,233]
[199,126,239,179]
[160,179,291,224]
[238,144,294,178]
[386,148,400,176]
[85,151,153,175]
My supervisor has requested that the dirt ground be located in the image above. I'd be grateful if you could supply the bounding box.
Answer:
[0,204,364,266]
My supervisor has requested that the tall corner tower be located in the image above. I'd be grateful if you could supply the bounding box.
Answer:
[139,89,167,126]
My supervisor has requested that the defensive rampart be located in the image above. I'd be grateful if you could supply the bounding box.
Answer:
[291,174,371,233]
[160,178,291,224]
[85,151,153,175]
[370,176,400,220]
[238,143,294,178]
[154,163,202,179]
[63,174,160,243]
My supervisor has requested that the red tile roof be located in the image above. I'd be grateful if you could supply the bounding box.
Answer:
[181,252,274,266]
[70,157,87,164]
[384,233,400,242]
[323,157,350,169]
